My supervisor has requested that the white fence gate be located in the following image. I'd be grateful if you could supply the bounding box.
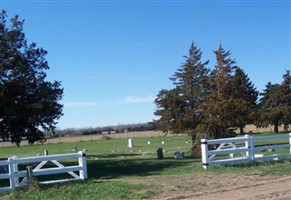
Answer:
[201,133,291,169]
[0,151,87,192]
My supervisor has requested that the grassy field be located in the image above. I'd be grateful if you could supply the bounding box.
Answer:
[1,132,291,200]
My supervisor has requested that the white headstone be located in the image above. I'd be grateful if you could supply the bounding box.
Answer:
[128,138,133,148]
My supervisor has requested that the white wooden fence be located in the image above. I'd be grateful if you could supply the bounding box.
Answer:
[201,133,291,169]
[0,151,87,192]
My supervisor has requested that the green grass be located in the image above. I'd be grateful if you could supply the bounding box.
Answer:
[1,133,291,199]
[0,135,192,159]
[2,180,155,200]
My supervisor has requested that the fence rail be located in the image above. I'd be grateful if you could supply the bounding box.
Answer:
[201,133,291,169]
[0,151,87,192]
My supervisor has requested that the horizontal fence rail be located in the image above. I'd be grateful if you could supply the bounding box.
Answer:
[201,133,291,169]
[0,151,87,192]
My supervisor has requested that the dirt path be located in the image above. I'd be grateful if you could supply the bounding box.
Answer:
[193,176,291,200]
[124,174,291,200]
[165,176,291,200]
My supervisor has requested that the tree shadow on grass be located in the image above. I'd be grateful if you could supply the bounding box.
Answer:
[86,155,196,180]
[88,153,142,159]
[0,154,200,185]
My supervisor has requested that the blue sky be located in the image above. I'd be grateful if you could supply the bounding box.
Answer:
[1,0,290,129]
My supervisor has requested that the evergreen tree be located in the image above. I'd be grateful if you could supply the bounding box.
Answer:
[154,88,184,133]
[155,42,259,153]
[200,44,237,139]
[154,42,209,137]
[258,82,284,133]
[170,43,210,132]
[281,70,291,129]
[0,11,63,146]
[231,67,258,134]
[258,70,291,132]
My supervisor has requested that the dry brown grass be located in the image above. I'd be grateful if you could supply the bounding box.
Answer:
[47,131,165,143]
[235,124,290,133]
[0,131,166,148]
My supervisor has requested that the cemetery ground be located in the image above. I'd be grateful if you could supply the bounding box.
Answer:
[1,132,291,200]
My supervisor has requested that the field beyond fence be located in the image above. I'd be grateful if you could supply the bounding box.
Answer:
[0,131,167,148]
[1,132,291,199]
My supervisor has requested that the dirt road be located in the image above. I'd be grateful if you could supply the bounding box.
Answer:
[190,176,291,200]
[126,173,291,200]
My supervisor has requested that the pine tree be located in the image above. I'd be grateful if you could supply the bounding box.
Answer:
[231,67,258,134]
[154,88,184,133]
[154,42,209,137]
[258,70,291,133]
[201,44,237,139]
[258,82,284,133]
[170,43,210,132]
[259,70,291,132]
[281,70,291,129]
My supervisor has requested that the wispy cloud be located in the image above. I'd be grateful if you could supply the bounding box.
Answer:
[124,95,155,103]
[64,95,155,109]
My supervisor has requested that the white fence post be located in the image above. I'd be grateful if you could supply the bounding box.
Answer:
[250,135,254,161]
[8,157,15,190]
[12,156,19,187]
[245,135,254,161]
[245,134,250,159]
[201,139,209,169]
[78,151,87,180]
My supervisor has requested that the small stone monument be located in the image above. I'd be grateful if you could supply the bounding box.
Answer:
[128,138,133,148]
[174,151,185,159]
[157,148,163,159]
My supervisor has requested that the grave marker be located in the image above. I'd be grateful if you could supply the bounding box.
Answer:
[128,138,133,148]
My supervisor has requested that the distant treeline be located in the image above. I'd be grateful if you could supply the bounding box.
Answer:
[45,122,157,138]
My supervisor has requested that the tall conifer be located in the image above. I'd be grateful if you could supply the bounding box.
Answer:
[258,82,284,133]
[281,70,291,128]
[231,67,258,134]
[201,44,236,139]
[154,42,209,136]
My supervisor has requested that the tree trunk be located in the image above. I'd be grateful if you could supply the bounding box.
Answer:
[239,126,244,134]
[274,122,279,133]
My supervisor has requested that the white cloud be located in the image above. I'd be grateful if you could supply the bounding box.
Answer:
[65,102,98,108]
[125,95,155,103]
[64,95,155,109]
